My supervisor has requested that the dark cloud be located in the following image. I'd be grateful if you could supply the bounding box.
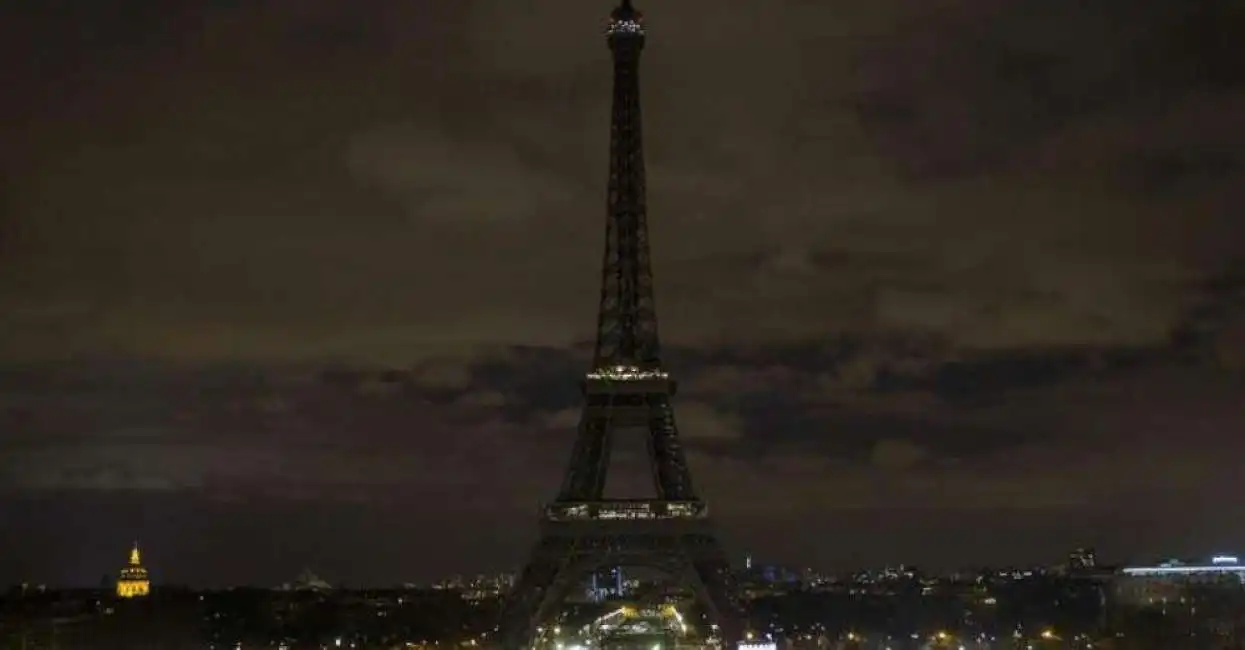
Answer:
[0,0,1243,583]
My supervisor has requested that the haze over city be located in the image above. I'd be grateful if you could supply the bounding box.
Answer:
[2,0,1243,591]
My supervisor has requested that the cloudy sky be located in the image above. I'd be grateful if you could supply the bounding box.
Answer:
[1,0,1243,587]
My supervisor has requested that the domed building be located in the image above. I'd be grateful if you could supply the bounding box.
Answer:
[116,542,150,598]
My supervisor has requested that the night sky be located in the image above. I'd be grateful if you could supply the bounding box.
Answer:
[2,0,1244,588]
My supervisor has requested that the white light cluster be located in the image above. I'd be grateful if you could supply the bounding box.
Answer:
[546,501,704,520]
[666,502,698,516]
[598,505,659,520]
[607,20,645,36]
[1123,565,1245,576]
[586,365,668,381]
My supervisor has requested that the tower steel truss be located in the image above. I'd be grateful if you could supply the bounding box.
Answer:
[496,3,744,649]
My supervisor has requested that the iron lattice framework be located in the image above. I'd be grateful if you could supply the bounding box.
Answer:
[496,3,744,649]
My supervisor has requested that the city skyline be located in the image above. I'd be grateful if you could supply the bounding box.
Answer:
[2,0,1244,588]
[26,537,1245,591]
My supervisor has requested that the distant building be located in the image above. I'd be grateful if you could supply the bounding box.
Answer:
[116,542,150,598]
[1068,548,1097,572]
[1116,554,1245,605]
[279,568,332,592]
[589,566,626,602]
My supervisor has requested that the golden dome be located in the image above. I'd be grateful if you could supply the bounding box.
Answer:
[116,541,150,598]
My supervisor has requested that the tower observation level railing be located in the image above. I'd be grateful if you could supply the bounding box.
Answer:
[586,365,668,381]
[605,19,645,37]
[582,366,675,397]
[605,0,646,39]
[545,499,707,521]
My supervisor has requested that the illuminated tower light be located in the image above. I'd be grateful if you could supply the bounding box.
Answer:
[605,0,646,36]
[116,541,150,598]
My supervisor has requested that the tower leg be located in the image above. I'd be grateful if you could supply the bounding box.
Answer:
[498,540,585,650]
[646,396,697,500]
[558,415,614,502]
[499,534,745,650]
[689,556,745,649]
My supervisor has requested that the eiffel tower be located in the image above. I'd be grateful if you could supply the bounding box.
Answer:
[496,2,744,649]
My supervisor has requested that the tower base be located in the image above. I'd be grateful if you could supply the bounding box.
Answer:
[497,503,744,650]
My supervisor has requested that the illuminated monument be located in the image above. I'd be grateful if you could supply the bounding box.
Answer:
[496,2,743,649]
[116,542,150,598]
